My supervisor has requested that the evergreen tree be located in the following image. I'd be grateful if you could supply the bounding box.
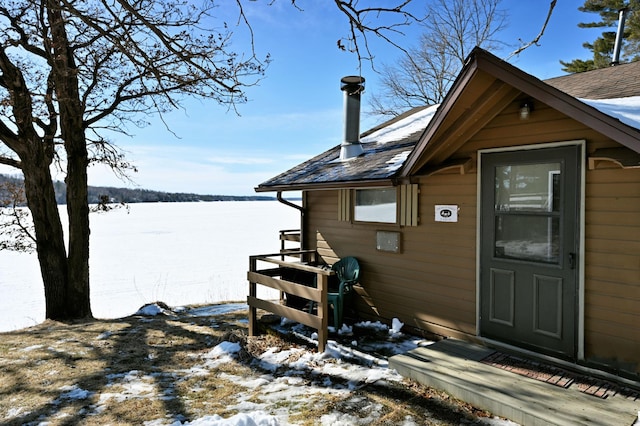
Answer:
[561,1,640,73]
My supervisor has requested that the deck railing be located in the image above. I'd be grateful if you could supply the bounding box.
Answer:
[247,250,333,352]
[279,229,301,259]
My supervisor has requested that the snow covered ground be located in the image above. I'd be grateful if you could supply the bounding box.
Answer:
[11,302,515,426]
[0,201,520,425]
[0,201,300,332]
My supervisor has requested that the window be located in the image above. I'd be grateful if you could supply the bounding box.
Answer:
[337,185,419,226]
[354,188,397,223]
[494,163,561,264]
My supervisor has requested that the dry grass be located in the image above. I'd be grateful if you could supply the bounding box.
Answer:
[0,305,495,425]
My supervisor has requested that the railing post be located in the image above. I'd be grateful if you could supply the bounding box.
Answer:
[316,272,328,352]
[280,230,285,261]
[248,256,258,337]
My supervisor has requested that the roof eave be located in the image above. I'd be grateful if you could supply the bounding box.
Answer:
[398,53,480,177]
[255,178,398,193]
[473,52,640,151]
[399,48,640,178]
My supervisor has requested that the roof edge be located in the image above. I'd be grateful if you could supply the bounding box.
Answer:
[255,178,397,193]
[399,47,640,177]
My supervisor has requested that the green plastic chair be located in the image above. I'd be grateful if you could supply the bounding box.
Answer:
[328,256,360,329]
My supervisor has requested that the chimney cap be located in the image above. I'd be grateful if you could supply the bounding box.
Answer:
[341,75,365,92]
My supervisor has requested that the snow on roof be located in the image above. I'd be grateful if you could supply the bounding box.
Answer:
[361,104,440,144]
[385,150,412,172]
[580,96,640,131]
[360,95,640,148]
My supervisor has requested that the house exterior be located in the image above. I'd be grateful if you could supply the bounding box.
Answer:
[255,48,640,381]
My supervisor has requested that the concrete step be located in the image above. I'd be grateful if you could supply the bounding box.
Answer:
[389,339,638,426]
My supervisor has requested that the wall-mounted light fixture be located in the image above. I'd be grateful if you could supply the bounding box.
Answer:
[519,100,534,120]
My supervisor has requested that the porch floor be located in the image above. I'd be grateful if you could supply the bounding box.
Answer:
[389,339,639,426]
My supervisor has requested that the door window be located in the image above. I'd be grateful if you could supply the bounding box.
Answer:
[494,163,561,264]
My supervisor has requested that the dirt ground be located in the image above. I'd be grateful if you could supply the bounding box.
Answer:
[0,304,502,425]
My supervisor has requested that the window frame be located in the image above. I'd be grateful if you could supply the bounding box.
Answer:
[353,187,398,224]
[337,184,419,227]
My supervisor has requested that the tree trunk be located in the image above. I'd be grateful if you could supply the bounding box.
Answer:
[21,157,70,319]
[64,132,92,319]
[46,1,93,320]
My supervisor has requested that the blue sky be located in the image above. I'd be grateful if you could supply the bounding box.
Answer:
[81,1,604,195]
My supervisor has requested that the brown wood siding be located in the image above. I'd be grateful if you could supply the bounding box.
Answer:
[304,173,478,339]
[456,102,618,159]
[464,103,640,372]
[302,102,640,374]
[584,167,640,370]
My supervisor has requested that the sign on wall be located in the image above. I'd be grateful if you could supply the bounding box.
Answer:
[435,205,459,222]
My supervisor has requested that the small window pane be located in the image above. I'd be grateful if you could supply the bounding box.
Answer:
[355,188,397,223]
[495,163,561,212]
[495,215,560,264]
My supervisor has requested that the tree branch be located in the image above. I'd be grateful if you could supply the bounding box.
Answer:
[331,0,424,70]
[506,0,557,60]
[0,156,21,169]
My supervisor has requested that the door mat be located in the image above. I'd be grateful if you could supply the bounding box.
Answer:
[481,352,640,400]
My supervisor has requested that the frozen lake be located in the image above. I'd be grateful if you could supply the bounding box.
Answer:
[0,201,300,331]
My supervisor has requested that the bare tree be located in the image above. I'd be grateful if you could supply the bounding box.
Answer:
[0,0,420,322]
[0,0,269,321]
[369,0,507,117]
[0,181,36,252]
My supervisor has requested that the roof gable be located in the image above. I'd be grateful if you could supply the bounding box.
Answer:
[400,48,640,177]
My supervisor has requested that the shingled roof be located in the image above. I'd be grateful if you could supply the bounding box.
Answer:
[545,61,640,99]
[256,49,640,193]
[255,105,438,192]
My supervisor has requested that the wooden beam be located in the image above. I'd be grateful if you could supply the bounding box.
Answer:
[247,254,333,352]
[247,271,322,301]
[588,147,640,169]
[248,257,258,337]
[248,297,322,330]
[251,256,332,275]
[247,296,326,351]
[424,157,474,176]
[416,82,520,170]
[317,273,328,352]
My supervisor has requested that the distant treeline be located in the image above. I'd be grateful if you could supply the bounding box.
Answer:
[0,174,275,205]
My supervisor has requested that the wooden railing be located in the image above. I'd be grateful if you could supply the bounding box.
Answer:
[248,250,333,352]
[279,229,301,259]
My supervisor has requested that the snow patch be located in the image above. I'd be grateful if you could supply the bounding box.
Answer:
[167,412,280,426]
[202,341,242,369]
[96,331,112,340]
[385,150,412,172]
[21,344,44,352]
[58,385,93,401]
[135,303,170,316]
[361,104,439,144]
[187,304,248,317]
[580,96,640,131]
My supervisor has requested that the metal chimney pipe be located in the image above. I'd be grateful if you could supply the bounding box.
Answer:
[611,7,628,66]
[340,75,365,161]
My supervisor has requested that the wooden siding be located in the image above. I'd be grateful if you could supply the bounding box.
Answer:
[464,100,640,373]
[304,172,478,339]
[456,101,617,160]
[399,184,420,226]
[302,102,640,376]
[584,167,640,372]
